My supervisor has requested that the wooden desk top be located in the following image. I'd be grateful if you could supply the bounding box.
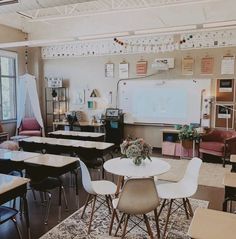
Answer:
[48,130,105,138]
[161,127,205,134]
[53,121,103,127]
[20,136,114,150]
[24,154,78,168]
[223,173,236,187]
[230,154,236,163]
[0,149,40,162]
[188,208,236,239]
[0,173,29,195]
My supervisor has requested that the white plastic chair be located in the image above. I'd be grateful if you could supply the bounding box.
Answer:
[80,160,117,234]
[156,157,202,238]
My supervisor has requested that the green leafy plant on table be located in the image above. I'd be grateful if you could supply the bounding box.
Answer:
[120,138,152,166]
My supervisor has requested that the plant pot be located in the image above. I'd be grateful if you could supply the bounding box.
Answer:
[132,157,143,166]
[182,140,193,149]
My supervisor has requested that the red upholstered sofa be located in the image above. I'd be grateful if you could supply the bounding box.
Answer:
[18,118,42,137]
[199,129,236,167]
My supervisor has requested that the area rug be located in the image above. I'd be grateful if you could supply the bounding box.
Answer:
[156,158,231,188]
[40,198,208,239]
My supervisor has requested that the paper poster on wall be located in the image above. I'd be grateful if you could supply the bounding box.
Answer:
[119,62,129,79]
[221,56,235,75]
[201,57,214,75]
[219,79,233,92]
[218,105,232,118]
[182,57,194,75]
[136,60,147,76]
[105,63,114,78]
[75,89,85,105]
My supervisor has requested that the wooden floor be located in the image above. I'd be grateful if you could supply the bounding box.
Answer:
[0,153,225,239]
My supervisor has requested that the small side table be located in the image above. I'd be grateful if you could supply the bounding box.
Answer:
[223,173,236,212]
[230,155,236,172]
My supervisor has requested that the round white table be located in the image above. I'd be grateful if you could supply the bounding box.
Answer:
[104,157,170,178]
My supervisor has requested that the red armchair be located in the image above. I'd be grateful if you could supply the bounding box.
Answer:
[18,118,42,137]
[199,129,236,167]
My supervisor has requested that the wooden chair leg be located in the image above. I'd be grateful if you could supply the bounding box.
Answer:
[183,198,189,219]
[121,214,130,239]
[154,208,160,239]
[163,199,173,239]
[186,198,193,217]
[105,195,111,214]
[157,199,166,218]
[87,195,97,234]
[144,214,154,239]
[108,195,119,222]
[109,209,116,235]
[81,194,91,219]
[115,213,125,236]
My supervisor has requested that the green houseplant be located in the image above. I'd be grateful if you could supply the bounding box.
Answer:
[178,125,201,148]
[120,138,152,166]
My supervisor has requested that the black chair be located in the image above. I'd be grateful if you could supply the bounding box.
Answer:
[76,147,104,178]
[0,206,22,239]
[25,163,68,224]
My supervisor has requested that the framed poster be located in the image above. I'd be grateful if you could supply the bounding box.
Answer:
[119,62,129,79]
[105,63,114,78]
[221,56,235,75]
[215,104,234,129]
[182,56,194,75]
[47,77,63,88]
[216,79,235,102]
[201,57,214,75]
[136,60,147,76]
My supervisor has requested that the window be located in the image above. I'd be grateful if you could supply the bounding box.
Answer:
[0,50,17,121]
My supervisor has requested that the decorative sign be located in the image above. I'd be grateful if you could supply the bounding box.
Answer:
[216,79,235,102]
[47,77,63,88]
[201,57,214,75]
[182,57,194,75]
[105,63,114,78]
[221,56,235,75]
[136,60,148,76]
[119,62,129,79]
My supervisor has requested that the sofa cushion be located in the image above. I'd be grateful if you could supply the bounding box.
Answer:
[200,141,225,152]
[21,118,41,131]
[19,130,41,136]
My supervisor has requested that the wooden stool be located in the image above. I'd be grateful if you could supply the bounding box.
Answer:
[223,173,236,212]
[188,208,236,239]
[230,155,236,172]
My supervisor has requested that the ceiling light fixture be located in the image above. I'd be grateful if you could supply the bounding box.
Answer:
[0,0,18,6]
[203,20,236,28]
[134,25,197,35]
[78,32,131,41]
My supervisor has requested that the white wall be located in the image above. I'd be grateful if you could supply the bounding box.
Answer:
[43,47,236,147]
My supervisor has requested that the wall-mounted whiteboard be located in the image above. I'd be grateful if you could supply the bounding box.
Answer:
[118,79,211,125]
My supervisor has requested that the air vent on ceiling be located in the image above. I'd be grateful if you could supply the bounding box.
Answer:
[0,0,18,6]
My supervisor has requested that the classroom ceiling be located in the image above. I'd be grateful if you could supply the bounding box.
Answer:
[0,0,236,45]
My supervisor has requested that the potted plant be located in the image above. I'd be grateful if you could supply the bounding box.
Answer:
[178,125,201,149]
[120,138,152,166]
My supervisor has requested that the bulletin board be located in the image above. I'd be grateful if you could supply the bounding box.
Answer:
[215,79,235,102]
[215,104,234,129]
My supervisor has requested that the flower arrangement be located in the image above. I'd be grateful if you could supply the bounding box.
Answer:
[120,138,152,166]
[178,125,200,141]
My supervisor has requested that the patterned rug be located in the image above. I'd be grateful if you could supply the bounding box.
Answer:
[40,198,208,239]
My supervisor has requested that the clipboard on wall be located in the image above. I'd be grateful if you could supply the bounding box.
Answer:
[215,79,235,102]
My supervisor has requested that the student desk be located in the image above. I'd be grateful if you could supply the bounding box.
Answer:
[24,154,80,209]
[188,208,236,239]
[52,121,103,132]
[18,136,114,157]
[48,130,105,142]
[0,173,31,239]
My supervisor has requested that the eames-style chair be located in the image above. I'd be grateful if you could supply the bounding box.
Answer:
[156,157,202,238]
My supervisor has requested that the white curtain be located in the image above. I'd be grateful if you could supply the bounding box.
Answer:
[17,74,45,136]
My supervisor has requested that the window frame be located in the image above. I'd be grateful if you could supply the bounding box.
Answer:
[0,50,18,123]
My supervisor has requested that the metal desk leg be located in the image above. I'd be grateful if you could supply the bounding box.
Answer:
[23,194,31,239]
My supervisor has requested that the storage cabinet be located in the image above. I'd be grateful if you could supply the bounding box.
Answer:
[45,87,68,133]
[161,128,198,158]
